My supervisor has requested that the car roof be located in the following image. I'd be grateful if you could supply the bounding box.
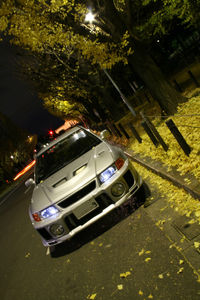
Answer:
[36,125,86,157]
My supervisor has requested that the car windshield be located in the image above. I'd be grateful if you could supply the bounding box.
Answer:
[35,129,101,184]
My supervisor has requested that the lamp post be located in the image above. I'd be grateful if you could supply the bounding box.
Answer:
[103,69,136,117]
[84,10,136,117]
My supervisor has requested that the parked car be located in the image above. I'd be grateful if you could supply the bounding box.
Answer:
[25,126,143,247]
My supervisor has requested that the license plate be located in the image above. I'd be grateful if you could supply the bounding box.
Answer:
[73,199,99,219]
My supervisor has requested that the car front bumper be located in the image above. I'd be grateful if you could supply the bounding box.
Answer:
[31,161,143,247]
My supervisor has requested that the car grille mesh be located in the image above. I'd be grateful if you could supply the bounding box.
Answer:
[65,193,114,230]
[58,180,96,208]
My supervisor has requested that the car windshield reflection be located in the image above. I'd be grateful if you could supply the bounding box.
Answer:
[35,129,101,184]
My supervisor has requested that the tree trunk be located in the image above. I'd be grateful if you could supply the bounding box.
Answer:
[128,40,186,115]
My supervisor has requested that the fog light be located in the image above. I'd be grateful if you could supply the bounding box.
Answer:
[111,182,125,197]
[49,224,64,236]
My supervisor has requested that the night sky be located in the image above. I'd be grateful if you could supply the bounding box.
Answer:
[0,42,63,135]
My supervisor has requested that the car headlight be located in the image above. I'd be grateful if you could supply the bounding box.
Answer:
[32,205,59,222]
[40,206,59,219]
[99,165,116,184]
[99,158,125,184]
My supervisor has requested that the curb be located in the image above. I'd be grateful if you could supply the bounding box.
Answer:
[124,149,200,200]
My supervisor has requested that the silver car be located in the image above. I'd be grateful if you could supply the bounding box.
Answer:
[26,126,143,247]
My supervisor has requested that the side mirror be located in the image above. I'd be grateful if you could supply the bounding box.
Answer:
[25,178,35,187]
[100,129,111,140]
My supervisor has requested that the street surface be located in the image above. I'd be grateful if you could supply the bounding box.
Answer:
[0,174,200,300]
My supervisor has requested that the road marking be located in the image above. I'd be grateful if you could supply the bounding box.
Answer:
[24,186,32,194]
[46,247,50,255]
[0,195,11,206]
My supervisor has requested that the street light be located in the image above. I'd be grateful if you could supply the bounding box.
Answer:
[84,10,136,117]
[85,11,95,23]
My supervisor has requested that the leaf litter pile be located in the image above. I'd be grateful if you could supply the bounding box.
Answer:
[127,95,200,224]
[129,95,200,179]
[133,161,200,224]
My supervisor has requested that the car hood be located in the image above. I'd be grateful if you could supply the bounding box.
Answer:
[30,141,117,212]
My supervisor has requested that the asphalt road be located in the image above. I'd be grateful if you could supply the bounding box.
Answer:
[0,176,200,300]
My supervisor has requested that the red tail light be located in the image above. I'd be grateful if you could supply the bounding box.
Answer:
[115,158,125,170]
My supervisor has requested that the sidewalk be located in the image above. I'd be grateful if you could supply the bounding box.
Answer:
[124,148,200,200]
[123,146,200,277]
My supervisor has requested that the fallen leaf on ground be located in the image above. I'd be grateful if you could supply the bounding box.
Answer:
[148,294,153,299]
[188,219,196,224]
[160,206,168,212]
[145,257,151,262]
[177,267,184,274]
[139,249,145,256]
[179,260,184,265]
[117,284,123,290]
[88,294,97,299]
[180,237,185,243]
[194,242,200,249]
[120,271,131,278]
[138,290,143,296]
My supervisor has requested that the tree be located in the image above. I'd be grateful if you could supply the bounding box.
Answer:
[0,0,196,115]
[15,49,115,122]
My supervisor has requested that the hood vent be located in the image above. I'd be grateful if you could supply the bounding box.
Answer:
[52,177,67,188]
[73,164,87,176]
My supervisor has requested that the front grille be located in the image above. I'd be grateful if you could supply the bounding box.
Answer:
[65,193,114,230]
[58,180,96,208]
[123,170,134,188]
[37,228,52,240]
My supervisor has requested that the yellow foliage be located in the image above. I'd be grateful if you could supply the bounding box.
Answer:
[0,16,8,31]
[130,96,200,180]
[133,162,200,224]
[0,0,132,70]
